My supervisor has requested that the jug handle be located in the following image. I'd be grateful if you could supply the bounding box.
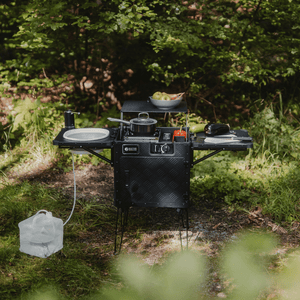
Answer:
[32,210,55,233]
[35,210,49,216]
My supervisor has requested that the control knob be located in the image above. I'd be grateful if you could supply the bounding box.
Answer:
[161,143,170,153]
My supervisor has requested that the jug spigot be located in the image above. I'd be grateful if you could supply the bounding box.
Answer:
[64,110,80,129]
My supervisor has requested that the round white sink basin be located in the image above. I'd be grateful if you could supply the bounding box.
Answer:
[63,128,110,141]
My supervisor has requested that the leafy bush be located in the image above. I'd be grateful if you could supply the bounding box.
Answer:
[2,0,300,118]
[261,162,300,223]
[191,150,300,223]
[247,106,300,159]
[8,98,66,151]
[99,251,206,300]
[190,152,264,206]
[221,233,278,300]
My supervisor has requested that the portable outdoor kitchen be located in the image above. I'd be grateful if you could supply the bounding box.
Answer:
[53,100,253,252]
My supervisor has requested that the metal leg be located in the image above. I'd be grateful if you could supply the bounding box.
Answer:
[177,208,189,251]
[114,208,120,254]
[185,208,189,250]
[119,209,124,253]
[114,207,129,255]
[119,208,127,253]
[177,210,183,251]
[124,209,129,227]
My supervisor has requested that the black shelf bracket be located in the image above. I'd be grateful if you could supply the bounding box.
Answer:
[82,147,113,166]
[192,149,223,167]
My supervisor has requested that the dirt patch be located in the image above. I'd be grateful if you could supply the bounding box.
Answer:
[0,95,14,126]
[13,162,115,201]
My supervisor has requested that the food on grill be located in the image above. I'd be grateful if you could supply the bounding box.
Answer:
[190,123,206,133]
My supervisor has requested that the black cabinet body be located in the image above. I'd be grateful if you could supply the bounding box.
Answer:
[113,139,191,209]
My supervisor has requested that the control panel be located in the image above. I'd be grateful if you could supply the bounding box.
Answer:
[150,143,174,154]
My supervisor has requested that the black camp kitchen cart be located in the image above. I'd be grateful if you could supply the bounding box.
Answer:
[53,100,253,251]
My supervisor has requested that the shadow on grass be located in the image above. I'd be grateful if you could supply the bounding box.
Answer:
[0,242,108,300]
[0,177,118,300]
[0,151,27,174]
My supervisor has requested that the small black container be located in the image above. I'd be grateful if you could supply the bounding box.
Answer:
[174,136,185,142]
[204,123,230,136]
[64,110,75,129]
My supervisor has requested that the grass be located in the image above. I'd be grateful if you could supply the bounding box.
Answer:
[0,176,118,299]
[191,149,300,224]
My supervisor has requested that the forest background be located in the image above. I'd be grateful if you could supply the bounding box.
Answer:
[1,0,300,299]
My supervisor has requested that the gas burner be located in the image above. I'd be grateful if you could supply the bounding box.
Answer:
[123,129,161,142]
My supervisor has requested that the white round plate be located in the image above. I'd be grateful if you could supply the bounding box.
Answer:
[63,128,110,141]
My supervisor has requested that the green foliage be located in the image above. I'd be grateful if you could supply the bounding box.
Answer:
[16,76,63,91]
[191,148,300,223]
[1,0,300,116]
[100,251,206,300]
[261,162,300,223]
[12,97,40,132]
[169,111,207,128]
[0,180,62,235]
[95,106,121,128]
[10,98,66,146]
[247,100,300,159]
[191,152,261,206]
[221,232,277,300]
[0,122,10,152]
[16,285,64,300]
[76,111,96,128]
[279,250,300,300]
[6,231,300,300]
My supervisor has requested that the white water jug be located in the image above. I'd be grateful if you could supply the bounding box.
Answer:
[18,210,63,258]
